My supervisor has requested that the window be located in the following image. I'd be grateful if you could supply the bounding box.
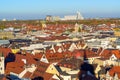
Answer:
[111,57,114,61]
[51,68,53,70]
[43,55,45,58]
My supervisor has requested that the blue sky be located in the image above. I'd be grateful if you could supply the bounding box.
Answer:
[0,0,120,20]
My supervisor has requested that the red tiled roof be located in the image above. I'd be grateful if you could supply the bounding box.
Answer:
[46,49,54,54]
[15,54,26,62]
[54,46,60,52]
[34,53,43,59]
[62,51,73,58]
[73,49,98,59]
[45,53,66,63]
[12,67,24,74]
[96,27,112,31]
[44,24,74,32]
[100,49,120,59]
[109,66,120,79]
[54,46,64,53]
[15,53,36,65]
[5,61,25,74]
[118,74,120,79]
[26,25,42,30]
[43,73,53,80]
[25,53,36,65]
[0,47,12,58]
[112,50,120,59]
[75,40,85,48]
[100,49,112,59]
[6,61,24,69]
[31,61,50,79]
[62,42,71,50]
[6,67,24,74]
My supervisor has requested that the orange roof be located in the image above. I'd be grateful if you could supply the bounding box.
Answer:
[118,74,120,79]
[73,49,98,59]
[15,54,26,62]
[75,40,85,48]
[5,61,25,74]
[43,73,53,80]
[26,25,42,30]
[100,49,120,59]
[109,66,120,79]
[112,50,120,59]
[54,46,60,52]
[99,49,113,59]
[45,53,65,63]
[46,49,54,54]
[62,51,73,58]
[6,61,24,69]
[0,47,12,58]
[34,53,43,59]
[54,46,64,53]
[62,42,71,50]
[25,53,36,65]
[12,67,24,74]
[6,67,24,74]
[31,61,50,79]
[15,53,36,65]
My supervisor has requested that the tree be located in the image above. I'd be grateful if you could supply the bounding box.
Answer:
[78,27,81,32]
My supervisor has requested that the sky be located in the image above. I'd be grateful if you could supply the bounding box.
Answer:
[0,0,120,20]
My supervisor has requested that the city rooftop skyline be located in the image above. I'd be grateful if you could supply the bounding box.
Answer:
[0,0,120,20]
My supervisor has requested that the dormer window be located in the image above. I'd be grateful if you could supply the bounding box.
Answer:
[111,57,114,61]
[43,55,45,58]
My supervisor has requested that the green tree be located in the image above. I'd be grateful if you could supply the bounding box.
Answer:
[78,27,81,32]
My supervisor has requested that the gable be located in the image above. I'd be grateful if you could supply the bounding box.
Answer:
[69,43,78,51]
[50,45,56,53]
[110,54,117,61]
[76,41,86,49]
[53,44,64,53]
[40,54,49,63]
[46,64,60,75]
[57,48,63,53]
[62,42,71,51]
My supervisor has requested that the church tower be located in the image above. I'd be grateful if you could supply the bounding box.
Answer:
[76,11,84,20]
[0,52,4,75]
